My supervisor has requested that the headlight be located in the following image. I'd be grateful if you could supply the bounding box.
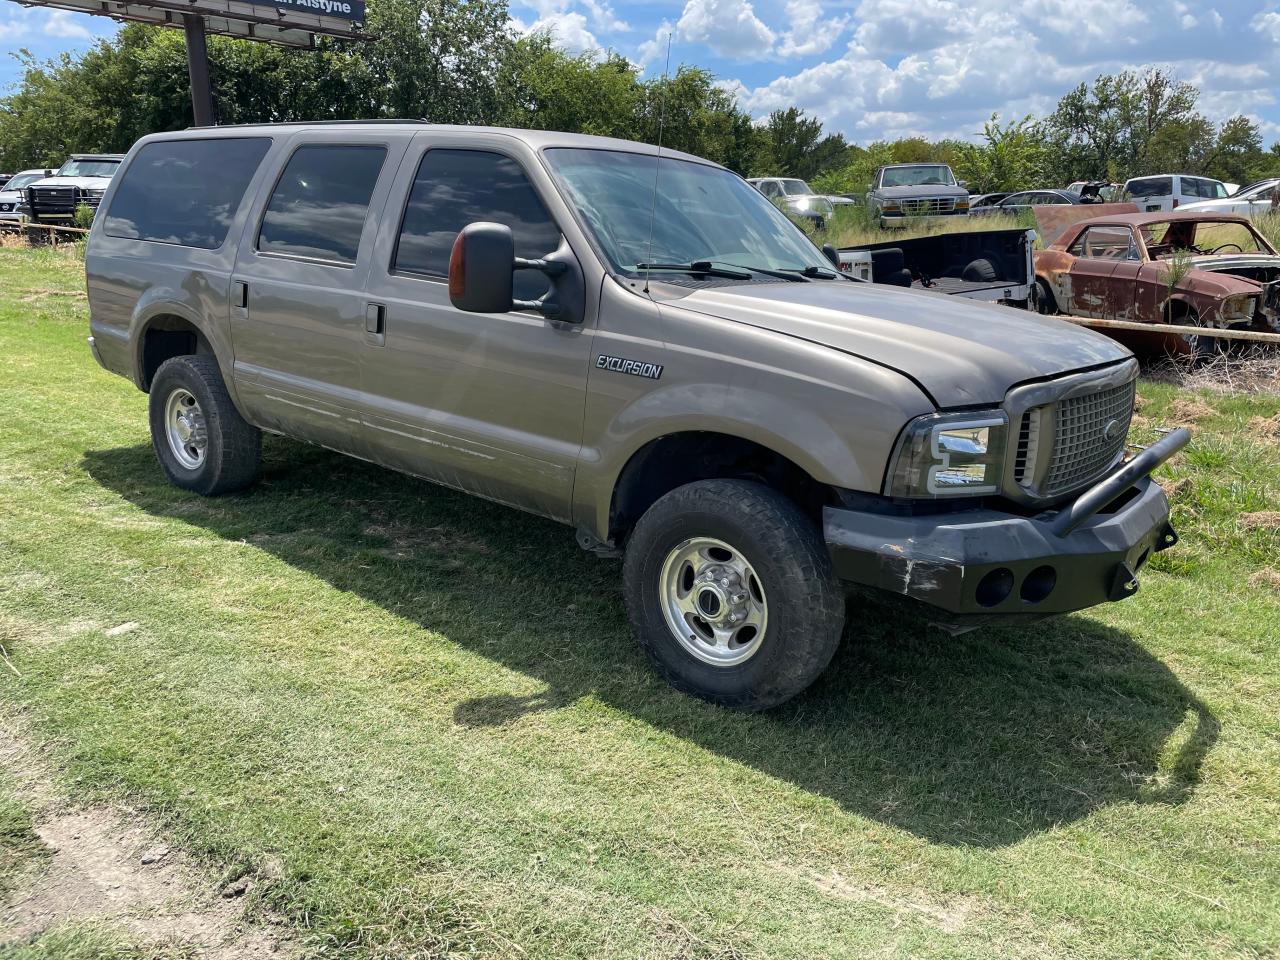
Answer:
[955,198,970,211]
[1221,294,1256,322]
[886,411,1008,498]
[792,196,811,211]
[882,201,902,213]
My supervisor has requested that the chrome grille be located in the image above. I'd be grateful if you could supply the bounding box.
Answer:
[1013,409,1041,487]
[1042,380,1135,496]
[901,197,956,215]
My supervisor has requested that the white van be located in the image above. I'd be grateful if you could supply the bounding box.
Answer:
[1122,174,1230,212]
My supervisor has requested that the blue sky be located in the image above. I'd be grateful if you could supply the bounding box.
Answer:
[3,0,1280,146]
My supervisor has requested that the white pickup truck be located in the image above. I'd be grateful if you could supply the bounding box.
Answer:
[837,227,1038,309]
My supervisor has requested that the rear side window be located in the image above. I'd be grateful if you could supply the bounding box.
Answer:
[258,145,387,265]
[104,138,270,249]
[393,149,560,300]
[1070,226,1134,260]
[1127,177,1172,199]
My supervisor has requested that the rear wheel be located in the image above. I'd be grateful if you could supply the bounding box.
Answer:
[148,354,261,495]
[622,479,845,711]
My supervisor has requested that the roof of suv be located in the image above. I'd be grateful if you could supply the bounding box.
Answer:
[67,154,125,160]
[152,121,721,168]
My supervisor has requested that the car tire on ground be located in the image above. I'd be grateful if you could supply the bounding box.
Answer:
[622,479,845,711]
[148,354,261,496]
[1034,279,1058,315]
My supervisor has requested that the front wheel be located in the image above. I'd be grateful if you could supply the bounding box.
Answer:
[622,479,845,711]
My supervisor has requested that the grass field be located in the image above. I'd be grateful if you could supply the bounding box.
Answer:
[1,245,1279,958]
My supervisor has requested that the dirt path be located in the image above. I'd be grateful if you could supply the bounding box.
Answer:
[0,717,298,957]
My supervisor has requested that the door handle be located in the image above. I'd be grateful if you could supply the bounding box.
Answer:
[232,280,248,309]
[365,302,386,346]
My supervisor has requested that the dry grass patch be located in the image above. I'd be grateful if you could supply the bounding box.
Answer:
[1240,512,1280,531]
[1249,569,1280,592]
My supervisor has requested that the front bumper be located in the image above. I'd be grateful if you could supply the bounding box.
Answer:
[825,429,1189,616]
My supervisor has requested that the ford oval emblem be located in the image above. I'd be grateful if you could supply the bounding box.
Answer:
[1103,418,1122,441]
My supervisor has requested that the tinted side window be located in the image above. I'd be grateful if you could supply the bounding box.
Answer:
[258,145,386,264]
[1127,177,1172,199]
[104,138,270,249]
[394,149,560,300]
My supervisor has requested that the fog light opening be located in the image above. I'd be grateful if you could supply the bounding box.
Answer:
[1020,565,1057,604]
[975,568,1014,607]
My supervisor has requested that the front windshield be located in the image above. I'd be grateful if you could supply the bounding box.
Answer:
[57,159,120,178]
[880,165,955,187]
[1140,220,1274,259]
[3,173,43,192]
[779,179,814,196]
[545,148,830,277]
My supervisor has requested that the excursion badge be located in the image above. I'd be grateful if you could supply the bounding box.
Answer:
[596,355,663,380]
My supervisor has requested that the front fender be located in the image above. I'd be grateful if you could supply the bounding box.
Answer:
[573,364,934,541]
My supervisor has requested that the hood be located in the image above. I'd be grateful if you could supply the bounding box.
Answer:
[665,280,1131,407]
[873,184,968,200]
[1187,253,1280,274]
[29,176,111,190]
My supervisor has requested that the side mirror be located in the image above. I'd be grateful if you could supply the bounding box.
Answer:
[821,243,840,267]
[448,222,515,314]
[449,221,586,324]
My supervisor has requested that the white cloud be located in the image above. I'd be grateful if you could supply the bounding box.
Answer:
[677,0,775,61]
[511,10,601,54]
[637,22,677,67]
[0,16,31,43]
[776,0,845,58]
[724,0,1280,145]
[43,9,91,39]
[581,0,628,33]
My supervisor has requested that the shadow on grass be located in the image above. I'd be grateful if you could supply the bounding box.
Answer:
[83,439,1218,848]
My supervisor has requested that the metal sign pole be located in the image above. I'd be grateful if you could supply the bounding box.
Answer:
[182,13,215,126]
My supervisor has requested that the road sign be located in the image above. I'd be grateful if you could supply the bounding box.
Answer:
[11,0,371,123]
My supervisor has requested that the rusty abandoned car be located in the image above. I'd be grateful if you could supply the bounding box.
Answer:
[1034,211,1280,356]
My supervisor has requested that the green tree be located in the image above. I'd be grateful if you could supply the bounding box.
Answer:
[952,114,1047,193]
[1043,67,1201,183]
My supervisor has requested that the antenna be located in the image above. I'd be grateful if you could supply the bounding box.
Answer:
[643,32,673,295]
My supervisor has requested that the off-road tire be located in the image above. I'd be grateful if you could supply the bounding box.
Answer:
[623,479,845,711]
[148,354,261,496]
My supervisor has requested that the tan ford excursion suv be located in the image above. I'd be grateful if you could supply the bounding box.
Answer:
[85,122,1188,710]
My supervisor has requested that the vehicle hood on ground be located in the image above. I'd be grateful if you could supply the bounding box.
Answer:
[871,184,968,200]
[666,280,1130,408]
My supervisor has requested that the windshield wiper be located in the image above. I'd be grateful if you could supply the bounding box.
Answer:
[636,261,752,280]
[698,259,812,282]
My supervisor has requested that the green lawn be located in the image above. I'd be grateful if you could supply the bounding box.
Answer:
[1,246,1278,959]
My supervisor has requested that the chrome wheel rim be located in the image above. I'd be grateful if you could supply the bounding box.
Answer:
[659,537,768,667]
[164,388,207,470]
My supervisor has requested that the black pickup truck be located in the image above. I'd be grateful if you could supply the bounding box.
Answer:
[837,227,1037,309]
